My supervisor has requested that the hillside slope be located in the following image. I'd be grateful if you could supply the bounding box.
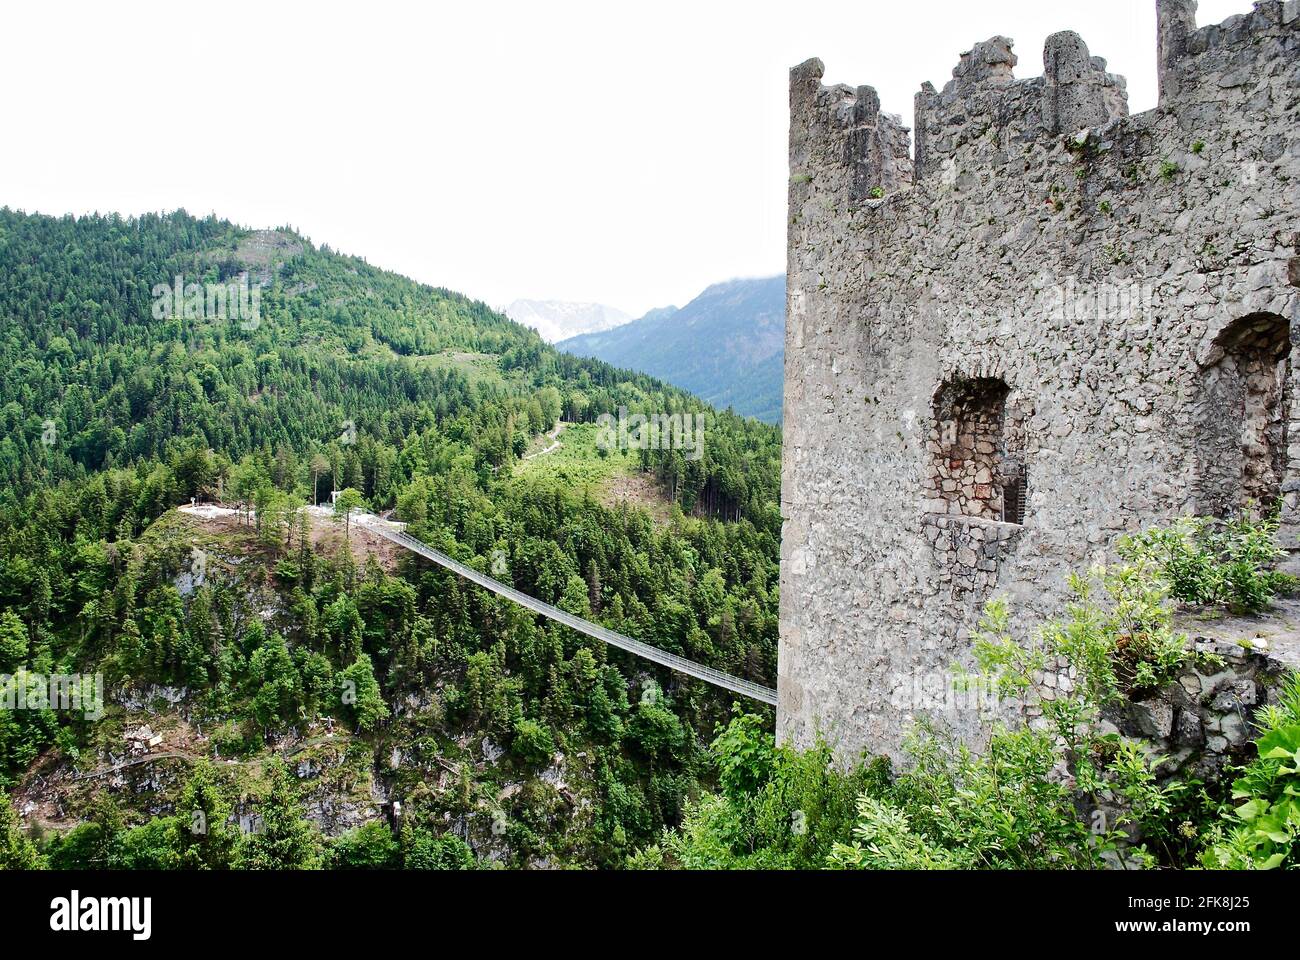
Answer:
[0,208,784,870]
[557,276,785,423]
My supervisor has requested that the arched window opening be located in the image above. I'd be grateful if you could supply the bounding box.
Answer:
[1198,312,1291,516]
[928,377,1026,523]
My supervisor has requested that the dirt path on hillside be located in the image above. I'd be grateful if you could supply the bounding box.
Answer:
[522,421,567,460]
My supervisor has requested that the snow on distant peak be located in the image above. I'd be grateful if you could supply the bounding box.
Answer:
[503,299,632,343]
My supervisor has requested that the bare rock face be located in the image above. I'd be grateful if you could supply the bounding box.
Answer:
[779,0,1300,762]
[1127,698,1175,740]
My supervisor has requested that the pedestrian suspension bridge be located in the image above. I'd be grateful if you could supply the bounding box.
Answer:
[358,516,778,706]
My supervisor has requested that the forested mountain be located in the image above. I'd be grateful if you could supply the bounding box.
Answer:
[557,276,785,423]
[502,299,631,343]
[0,208,783,869]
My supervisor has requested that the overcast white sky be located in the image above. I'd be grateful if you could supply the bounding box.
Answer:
[0,0,1248,317]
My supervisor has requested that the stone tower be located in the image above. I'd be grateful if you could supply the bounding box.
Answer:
[778,0,1300,760]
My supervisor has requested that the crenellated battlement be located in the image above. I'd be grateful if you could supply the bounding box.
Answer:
[1161,0,1299,103]
[780,0,1300,762]
[789,60,913,202]
[794,0,1296,203]
[797,30,1131,197]
[914,32,1128,183]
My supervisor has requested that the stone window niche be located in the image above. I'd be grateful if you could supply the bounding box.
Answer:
[928,376,1027,524]
[1196,312,1292,517]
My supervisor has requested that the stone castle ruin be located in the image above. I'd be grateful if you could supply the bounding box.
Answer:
[778,0,1300,759]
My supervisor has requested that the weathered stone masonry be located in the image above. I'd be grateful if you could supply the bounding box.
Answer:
[779,0,1300,760]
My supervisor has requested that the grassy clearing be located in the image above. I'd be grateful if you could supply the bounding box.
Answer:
[408,349,508,388]
[512,421,637,489]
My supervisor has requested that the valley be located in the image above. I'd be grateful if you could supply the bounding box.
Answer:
[0,209,783,869]
[558,277,786,424]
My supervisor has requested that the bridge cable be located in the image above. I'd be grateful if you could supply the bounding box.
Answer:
[361,519,778,706]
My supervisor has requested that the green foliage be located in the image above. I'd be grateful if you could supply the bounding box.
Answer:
[401,828,477,870]
[513,422,633,489]
[0,611,27,671]
[333,488,366,541]
[828,795,958,869]
[1118,514,1287,614]
[0,788,44,869]
[248,632,303,730]
[831,723,1105,869]
[642,712,886,870]
[711,707,775,799]
[511,717,555,765]
[174,761,236,869]
[0,674,59,787]
[627,700,687,761]
[969,561,1193,722]
[233,760,321,870]
[327,821,399,869]
[114,818,181,869]
[46,794,124,869]
[1202,672,1300,869]
[960,559,1215,867]
[339,654,389,732]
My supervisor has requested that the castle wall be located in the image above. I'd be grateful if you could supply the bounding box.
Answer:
[779,0,1300,760]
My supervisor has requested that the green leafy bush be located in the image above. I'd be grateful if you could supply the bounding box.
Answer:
[968,562,1193,713]
[401,828,477,870]
[0,787,44,869]
[327,821,399,869]
[711,708,775,799]
[511,717,556,765]
[1118,515,1287,615]
[635,709,885,870]
[1202,672,1300,869]
[831,724,1104,869]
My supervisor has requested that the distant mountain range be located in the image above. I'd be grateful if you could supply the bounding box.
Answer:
[502,298,631,343]
[557,276,785,423]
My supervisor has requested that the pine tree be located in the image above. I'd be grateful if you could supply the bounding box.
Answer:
[586,558,602,614]
[310,453,330,507]
[173,761,235,869]
[340,654,388,732]
[0,611,27,671]
[233,760,319,870]
[0,788,44,869]
[333,488,365,543]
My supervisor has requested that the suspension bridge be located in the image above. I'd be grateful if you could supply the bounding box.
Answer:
[180,503,778,706]
[357,514,779,705]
